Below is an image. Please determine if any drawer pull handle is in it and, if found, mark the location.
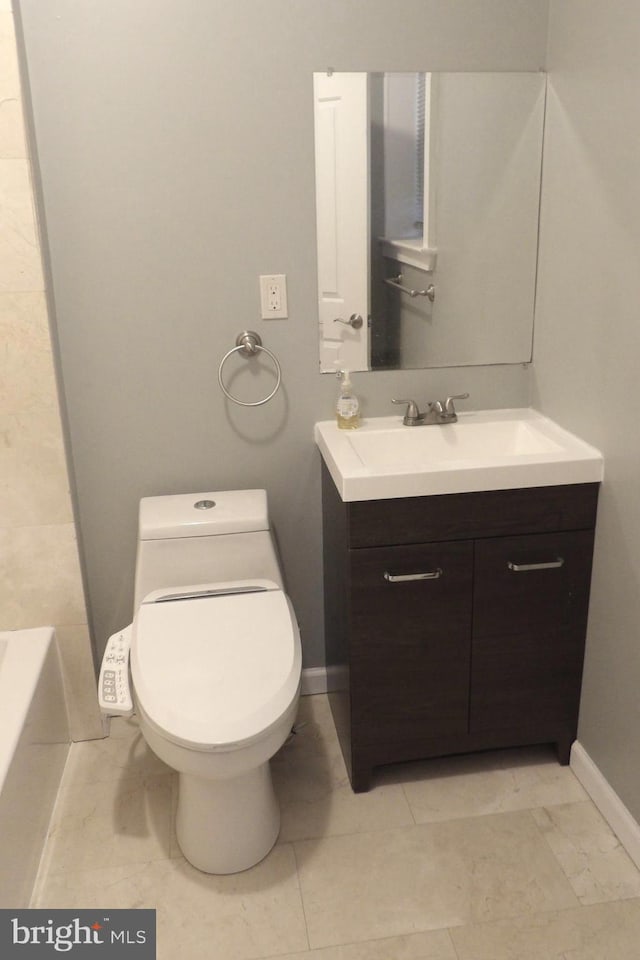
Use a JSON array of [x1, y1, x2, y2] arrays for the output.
[[384, 568, 443, 583], [507, 557, 565, 572]]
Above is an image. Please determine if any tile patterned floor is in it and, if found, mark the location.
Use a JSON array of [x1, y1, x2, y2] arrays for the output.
[[32, 695, 640, 959]]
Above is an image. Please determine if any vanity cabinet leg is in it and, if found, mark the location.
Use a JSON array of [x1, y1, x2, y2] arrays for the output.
[[555, 735, 574, 766], [350, 762, 372, 793]]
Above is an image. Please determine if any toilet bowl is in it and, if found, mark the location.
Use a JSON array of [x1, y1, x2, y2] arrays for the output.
[[125, 491, 301, 874]]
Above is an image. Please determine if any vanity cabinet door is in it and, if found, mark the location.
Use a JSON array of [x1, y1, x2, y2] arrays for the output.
[[349, 540, 473, 744], [470, 530, 594, 734]]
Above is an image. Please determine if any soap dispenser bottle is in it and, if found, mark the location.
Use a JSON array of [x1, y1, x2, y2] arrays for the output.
[[336, 369, 360, 430]]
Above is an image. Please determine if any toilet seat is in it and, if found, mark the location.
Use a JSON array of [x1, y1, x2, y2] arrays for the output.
[[131, 579, 301, 753]]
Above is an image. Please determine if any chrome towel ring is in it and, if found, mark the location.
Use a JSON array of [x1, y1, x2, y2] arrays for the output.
[[218, 331, 282, 407]]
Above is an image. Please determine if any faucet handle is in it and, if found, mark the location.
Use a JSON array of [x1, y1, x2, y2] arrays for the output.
[[391, 398, 423, 424], [392, 398, 419, 416], [443, 393, 469, 415]]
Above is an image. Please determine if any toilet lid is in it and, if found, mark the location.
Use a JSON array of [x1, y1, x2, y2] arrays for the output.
[[131, 580, 301, 751]]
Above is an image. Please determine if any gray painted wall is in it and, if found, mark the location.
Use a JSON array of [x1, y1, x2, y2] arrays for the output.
[[17, 0, 548, 667], [534, 0, 640, 819]]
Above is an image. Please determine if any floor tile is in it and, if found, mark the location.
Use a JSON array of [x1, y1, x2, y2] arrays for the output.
[[532, 801, 640, 904], [33, 696, 640, 960], [390, 746, 588, 823], [272, 692, 351, 800], [277, 929, 457, 960], [277, 778, 415, 844], [67, 717, 172, 784], [33, 846, 309, 960], [450, 898, 640, 960], [294, 810, 578, 948], [42, 771, 174, 875], [273, 698, 414, 842]]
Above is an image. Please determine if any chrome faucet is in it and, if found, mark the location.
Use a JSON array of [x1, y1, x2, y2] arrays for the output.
[[391, 393, 469, 426]]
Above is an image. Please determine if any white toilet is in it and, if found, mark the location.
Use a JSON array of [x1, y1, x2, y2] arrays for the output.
[[129, 489, 301, 874]]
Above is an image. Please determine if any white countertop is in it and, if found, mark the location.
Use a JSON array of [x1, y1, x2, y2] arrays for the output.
[[315, 408, 604, 502]]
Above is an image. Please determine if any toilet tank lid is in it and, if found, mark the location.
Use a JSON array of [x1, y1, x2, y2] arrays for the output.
[[138, 490, 269, 539]]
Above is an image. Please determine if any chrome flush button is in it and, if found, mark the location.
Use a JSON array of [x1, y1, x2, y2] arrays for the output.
[[194, 499, 216, 510]]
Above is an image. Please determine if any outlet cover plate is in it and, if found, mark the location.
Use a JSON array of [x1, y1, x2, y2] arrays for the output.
[[259, 274, 288, 319]]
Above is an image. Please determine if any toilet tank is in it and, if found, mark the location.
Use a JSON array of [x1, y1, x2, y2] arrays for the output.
[[134, 490, 284, 608]]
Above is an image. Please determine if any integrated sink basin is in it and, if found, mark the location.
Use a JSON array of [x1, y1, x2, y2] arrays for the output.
[[315, 408, 603, 501]]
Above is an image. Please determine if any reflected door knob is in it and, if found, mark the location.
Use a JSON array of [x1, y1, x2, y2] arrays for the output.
[[333, 313, 364, 330]]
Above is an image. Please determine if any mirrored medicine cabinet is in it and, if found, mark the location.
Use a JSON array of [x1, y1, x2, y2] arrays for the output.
[[313, 71, 547, 373]]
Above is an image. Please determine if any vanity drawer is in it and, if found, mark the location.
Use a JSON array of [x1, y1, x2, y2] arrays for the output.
[[347, 483, 599, 548]]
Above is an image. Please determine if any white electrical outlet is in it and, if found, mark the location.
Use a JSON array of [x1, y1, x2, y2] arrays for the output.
[[259, 274, 288, 319]]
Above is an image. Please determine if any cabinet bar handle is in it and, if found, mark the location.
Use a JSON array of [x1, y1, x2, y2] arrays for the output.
[[507, 557, 565, 572], [384, 568, 443, 583]]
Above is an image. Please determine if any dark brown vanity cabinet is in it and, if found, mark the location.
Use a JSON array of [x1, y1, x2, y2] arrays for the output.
[[321, 462, 599, 792]]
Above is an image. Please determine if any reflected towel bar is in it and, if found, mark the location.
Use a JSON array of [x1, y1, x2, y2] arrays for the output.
[[385, 274, 436, 302]]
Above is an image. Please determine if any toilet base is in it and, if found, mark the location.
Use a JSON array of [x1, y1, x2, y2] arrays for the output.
[[175, 762, 280, 874]]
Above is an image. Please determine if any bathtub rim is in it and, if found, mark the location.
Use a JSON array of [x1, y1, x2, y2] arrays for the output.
[[0, 626, 57, 790]]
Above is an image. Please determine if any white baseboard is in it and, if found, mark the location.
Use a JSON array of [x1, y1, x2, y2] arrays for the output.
[[570, 740, 640, 870], [300, 666, 342, 696]]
